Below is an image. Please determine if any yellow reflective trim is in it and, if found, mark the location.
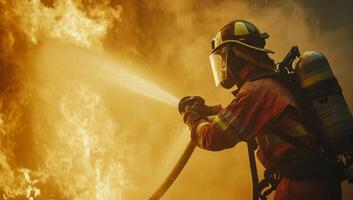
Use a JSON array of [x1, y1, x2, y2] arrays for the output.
[[214, 116, 240, 141], [234, 22, 249, 36], [256, 132, 276, 149], [257, 125, 309, 149], [214, 116, 229, 130], [294, 125, 308, 136], [280, 124, 308, 138], [301, 70, 333, 87]]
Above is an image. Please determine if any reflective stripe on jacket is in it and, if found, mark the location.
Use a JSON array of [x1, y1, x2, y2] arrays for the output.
[[191, 78, 315, 168]]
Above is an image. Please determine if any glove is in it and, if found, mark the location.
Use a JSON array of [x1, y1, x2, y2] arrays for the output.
[[178, 96, 205, 114], [182, 109, 205, 129], [179, 96, 206, 129], [178, 96, 223, 116]]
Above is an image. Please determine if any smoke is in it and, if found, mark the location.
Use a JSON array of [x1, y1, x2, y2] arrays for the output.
[[0, 0, 352, 200], [104, 0, 353, 199]]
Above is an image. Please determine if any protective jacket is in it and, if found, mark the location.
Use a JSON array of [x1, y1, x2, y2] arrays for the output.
[[192, 75, 341, 199]]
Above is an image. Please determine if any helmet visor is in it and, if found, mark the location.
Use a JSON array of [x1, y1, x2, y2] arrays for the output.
[[209, 46, 228, 87]]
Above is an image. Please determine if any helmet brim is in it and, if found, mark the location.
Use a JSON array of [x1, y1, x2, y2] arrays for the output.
[[211, 40, 274, 54]]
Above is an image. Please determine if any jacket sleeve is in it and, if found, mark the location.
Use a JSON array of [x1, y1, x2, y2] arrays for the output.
[[191, 82, 275, 151]]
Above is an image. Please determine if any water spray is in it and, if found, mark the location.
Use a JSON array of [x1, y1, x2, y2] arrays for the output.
[[89, 56, 225, 200], [94, 58, 199, 200], [100, 66, 196, 199], [82, 52, 197, 199], [72, 48, 180, 108], [36, 44, 197, 199]]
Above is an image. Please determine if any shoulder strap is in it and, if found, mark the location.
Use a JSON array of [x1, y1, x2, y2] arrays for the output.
[[248, 72, 324, 145]]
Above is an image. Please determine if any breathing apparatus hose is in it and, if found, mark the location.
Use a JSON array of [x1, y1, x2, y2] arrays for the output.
[[148, 140, 196, 200]]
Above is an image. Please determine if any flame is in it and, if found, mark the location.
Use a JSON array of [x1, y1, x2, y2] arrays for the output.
[[13, 0, 122, 48], [1, 1, 351, 200], [1, 0, 212, 199], [41, 84, 126, 200], [19, 169, 41, 200], [0, 166, 44, 200], [0, 0, 127, 199]]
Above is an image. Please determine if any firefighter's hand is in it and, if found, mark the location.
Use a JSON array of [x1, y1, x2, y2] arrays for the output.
[[178, 96, 205, 114], [182, 109, 204, 129], [178, 96, 223, 117]]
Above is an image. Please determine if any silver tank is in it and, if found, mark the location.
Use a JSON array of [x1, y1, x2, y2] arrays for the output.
[[295, 51, 353, 153]]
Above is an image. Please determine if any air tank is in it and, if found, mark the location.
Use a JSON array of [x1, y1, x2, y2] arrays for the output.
[[295, 51, 353, 153]]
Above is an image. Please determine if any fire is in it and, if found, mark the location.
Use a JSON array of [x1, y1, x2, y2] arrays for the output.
[[19, 169, 41, 200], [13, 0, 122, 48], [42, 84, 126, 200], [1, 0, 335, 200], [0, 0, 184, 199], [0, 0, 130, 199]]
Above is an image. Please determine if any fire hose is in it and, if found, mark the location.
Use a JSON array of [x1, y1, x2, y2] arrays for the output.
[[148, 96, 222, 200], [148, 140, 196, 200]]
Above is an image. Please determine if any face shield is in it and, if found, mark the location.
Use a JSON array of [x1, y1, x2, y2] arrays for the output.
[[209, 45, 238, 89], [209, 46, 229, 87]]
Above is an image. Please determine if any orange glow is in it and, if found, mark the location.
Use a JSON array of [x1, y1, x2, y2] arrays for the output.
[[0, 0, 352, 200]]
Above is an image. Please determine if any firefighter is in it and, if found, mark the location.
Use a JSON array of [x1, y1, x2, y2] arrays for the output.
[[179, 20, 343, 200]]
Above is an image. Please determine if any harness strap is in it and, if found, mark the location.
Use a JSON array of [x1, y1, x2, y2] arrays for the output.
[[244, 71, 344, 198]]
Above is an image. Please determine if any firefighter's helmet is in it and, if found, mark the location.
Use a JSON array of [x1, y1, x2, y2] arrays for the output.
[[209, 20, 274, 87], [211, 20, 273, 54]]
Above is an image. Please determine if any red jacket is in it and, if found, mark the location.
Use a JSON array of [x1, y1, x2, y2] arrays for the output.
[[192, 78, 313, 167], [192, 78, 340, 200]]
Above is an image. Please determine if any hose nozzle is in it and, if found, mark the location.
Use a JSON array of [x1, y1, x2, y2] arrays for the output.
[[178, 96, 222, 116]]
